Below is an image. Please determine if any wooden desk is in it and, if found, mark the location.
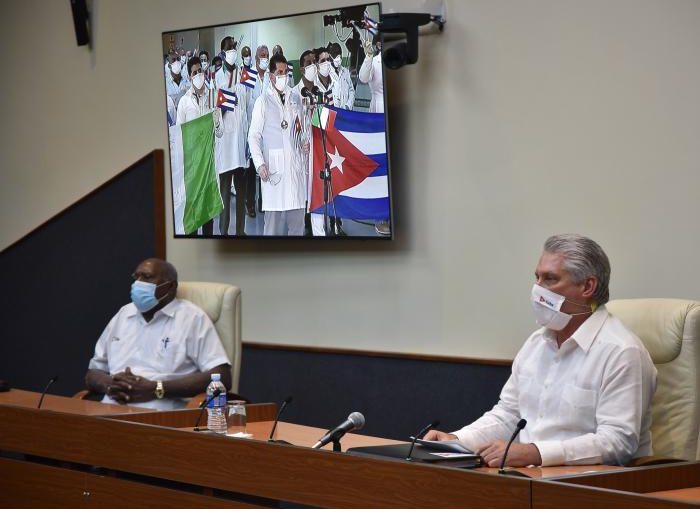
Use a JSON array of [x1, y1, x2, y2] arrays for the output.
[[533, 461, 700, 508], [0, 398, 531, 509], [0, 388, 151, 415]]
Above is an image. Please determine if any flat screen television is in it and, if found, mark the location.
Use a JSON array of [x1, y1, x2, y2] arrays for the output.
[[162, 3, 392, 239]]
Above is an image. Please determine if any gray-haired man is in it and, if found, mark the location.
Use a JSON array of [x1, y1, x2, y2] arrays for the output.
[[425, 234, 657, 467]]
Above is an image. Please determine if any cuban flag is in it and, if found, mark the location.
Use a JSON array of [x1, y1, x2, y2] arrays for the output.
[[216, 88, 238, 112], [363, 9, 379, 36], [240, 65, 258, 89], [310, 105, 389, 221]]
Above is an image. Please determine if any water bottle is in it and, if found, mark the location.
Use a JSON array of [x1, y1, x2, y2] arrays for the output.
[[206, 373, 227, 434]]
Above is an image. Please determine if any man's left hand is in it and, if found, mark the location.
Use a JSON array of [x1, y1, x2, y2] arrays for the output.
[[476, 441, 542, 468], [120, 367, 157, 403]]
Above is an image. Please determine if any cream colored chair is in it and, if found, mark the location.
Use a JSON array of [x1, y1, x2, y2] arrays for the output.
[[177, 281, 242, 393], [606, 298, 700, 460]]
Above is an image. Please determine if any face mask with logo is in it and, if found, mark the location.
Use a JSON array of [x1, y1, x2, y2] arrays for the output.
[[258, 58, 269, 71], [192, 73, 205, 90], [303, 64, 317, 82], [530, 284, 594, 331], [225, 49, 237, 66], [243, 56, 252, 66], [333, 55, 342, 68], [273, 74, 287, 92], [171, 61, 182, 76], [131, 280, 171, 313], [319, 61, 332, 77]]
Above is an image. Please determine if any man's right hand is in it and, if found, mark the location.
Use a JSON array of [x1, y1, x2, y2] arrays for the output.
[[259, 164, 270, 182], [422, 430, 458, 441], [363, 39, 374, 57]]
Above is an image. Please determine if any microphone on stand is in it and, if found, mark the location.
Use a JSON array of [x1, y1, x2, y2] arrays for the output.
[[193, 389, 222, 432], [37, 376, 59, 409], [406, 420, 440, 461], [301, 87, 316, 104], [498, 419, 531, 477], [312, 412, 365, 451], [268, 396, 293, 443]]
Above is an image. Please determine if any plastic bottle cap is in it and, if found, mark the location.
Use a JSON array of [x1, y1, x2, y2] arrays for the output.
[[211, 373, 221, 381]]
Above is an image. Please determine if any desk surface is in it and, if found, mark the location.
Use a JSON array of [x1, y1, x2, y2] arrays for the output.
[[648, 487, 700, 503], [0, 388, 151, 415]]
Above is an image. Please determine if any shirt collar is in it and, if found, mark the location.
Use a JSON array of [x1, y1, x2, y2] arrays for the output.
[[125, 298, 179, 320], [540, 305, 609, 353], [570, 305, 609, 353]]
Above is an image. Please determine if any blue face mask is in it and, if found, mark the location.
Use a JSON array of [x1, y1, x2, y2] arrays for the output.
[[130, 280, 171, 313]]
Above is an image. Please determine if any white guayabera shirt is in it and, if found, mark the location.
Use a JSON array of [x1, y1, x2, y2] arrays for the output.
[[89, 299, 230, 410], [453, 306, 657, 466]]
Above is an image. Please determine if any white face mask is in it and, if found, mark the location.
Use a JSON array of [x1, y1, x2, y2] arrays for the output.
[[333, 55, 342, 67], [201, 60, 209, 71], [303, 64, 317, 82], [258, 57, 269, 70], [192, 73, 205, 90], [319, 61, 332, 77], [273, 74, 287, 92], [243, 56, 252, 66], [225, 49, 237, 66], [171, 61, 182, 76], [530, 284, 593, 331]]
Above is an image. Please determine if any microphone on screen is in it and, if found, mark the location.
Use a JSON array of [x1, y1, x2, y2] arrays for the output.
[[268, 396, 293, 443], [312, 412, 365, 450], [37, 375, 59, 409], [498, 419, 531, 477]]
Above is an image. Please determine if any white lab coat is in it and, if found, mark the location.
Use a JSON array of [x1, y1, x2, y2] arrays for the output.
[[358, 53, 384, 113], [214, 66, 251, 173], [165, 72, 189, 110], [248, 85, 307, 211], [334, 65, 356, 110]]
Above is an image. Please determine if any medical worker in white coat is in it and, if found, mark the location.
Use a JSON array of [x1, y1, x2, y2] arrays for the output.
[[358, 35, 384, 114], [248, 54, 308, 236]]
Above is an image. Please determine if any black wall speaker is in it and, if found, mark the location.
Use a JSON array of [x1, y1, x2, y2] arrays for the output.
[[70, 0, 90, 46]]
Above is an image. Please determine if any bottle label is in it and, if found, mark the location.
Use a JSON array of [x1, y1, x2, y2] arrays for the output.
[[207, 393, 227, 408]]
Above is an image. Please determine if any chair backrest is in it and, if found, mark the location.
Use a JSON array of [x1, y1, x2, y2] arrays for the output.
[[606, 298, 700, 460], [176, 281, 242, 392]]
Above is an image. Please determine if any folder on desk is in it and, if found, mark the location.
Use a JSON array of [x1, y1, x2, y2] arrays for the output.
[[347, 444, 482, 469]]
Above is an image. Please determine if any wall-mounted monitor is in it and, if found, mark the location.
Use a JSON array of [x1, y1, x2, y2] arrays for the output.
[[162, 3, 392, 239]]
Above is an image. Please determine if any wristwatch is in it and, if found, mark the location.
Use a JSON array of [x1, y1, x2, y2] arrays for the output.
[[155, 380, 165, 399]]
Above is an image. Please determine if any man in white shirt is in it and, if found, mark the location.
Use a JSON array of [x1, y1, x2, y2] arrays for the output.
[[425, 234, 657, 467], [248, 54, 308, 236], [176, 56, 221, 126], [165, 53, 189, 110], [85, 258, 231, 410], [328, 42, 355, 111]]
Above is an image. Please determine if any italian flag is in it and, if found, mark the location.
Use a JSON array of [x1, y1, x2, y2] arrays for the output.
[[169, 112, 223, 235]]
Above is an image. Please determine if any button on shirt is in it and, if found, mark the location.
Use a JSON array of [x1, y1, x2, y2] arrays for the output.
[[88, 298, 230, 410], [453, 306, 657, 466]]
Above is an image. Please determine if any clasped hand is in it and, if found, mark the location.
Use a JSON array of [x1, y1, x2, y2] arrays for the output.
[[107, 367, 155, 404]]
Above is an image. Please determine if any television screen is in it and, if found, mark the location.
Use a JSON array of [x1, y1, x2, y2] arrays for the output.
[[162, 3, 392, 239]]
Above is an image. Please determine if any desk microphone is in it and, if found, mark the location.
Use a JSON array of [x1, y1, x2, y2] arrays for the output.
[[193, 389, 222, 432], [498, 418, 530, 477], [312, 412, 365, 450], [37, 375, 59, 409], [406, 420, 440, 461], [268, 396, 293, 443]]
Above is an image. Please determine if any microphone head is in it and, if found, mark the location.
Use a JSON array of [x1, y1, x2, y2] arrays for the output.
[[517, 419, 527, 430], [311, 86, 320, 95], [300, 87, 311, 98], [348, 412, 365, 430], [284, 396, 293, 404], [430, 420, 440, 428], [51, 375, 59, 383]]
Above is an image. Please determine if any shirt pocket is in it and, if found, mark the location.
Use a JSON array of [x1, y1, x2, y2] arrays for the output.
[[560, 383, 598, 430]]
